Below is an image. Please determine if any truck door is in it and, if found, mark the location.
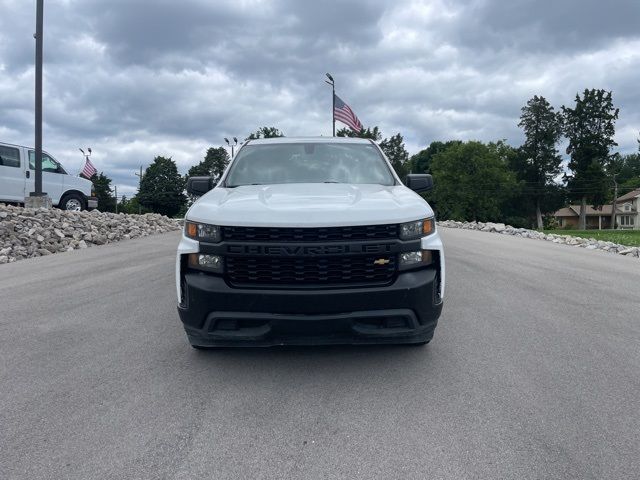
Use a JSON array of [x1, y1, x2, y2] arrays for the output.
[[27, 150, 65, 204], [0, 144, 26, 202]]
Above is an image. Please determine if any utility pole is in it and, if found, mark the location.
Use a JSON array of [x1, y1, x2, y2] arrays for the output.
[[325, 73, 335, 136], [610, 174, 619, 230], [26, 0, 51, 208], [114, 185, 118, 214], [135, 166, 143, 214]]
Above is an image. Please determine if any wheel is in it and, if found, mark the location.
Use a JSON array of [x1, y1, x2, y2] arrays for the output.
[[60, 193, 85, 211]]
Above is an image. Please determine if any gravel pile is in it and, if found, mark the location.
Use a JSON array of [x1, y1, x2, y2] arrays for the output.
[[0, 204, 181, 264], [438, 220, 640, 259]]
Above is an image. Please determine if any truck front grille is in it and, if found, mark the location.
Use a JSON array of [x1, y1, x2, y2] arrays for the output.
[[222, 224, 398, 242], [226, 254, 397, 288]]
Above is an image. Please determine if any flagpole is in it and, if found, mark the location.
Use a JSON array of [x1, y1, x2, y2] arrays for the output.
[[325, 73, 335, 136], [332, 81, 335, 137]]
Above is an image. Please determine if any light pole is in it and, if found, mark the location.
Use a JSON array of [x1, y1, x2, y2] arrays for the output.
[[325, 73, 335, 137], [26, 0, 51, 208], [134, 166, 143, 214], [224, 137, 238, 158]]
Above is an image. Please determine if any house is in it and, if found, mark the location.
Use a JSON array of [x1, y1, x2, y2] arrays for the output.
[[553, 188, 640, 230], [615, 188, 640, 230], [554, 204, 621, 230]]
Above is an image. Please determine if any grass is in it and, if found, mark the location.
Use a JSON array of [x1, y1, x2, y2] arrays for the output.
[[542, 229, 640, 247]]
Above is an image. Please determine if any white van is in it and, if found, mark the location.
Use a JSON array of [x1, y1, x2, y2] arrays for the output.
[[0, 142, 97, 211]]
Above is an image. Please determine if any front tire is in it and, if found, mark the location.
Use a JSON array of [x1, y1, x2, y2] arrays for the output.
[[60, 193, 86, 211]]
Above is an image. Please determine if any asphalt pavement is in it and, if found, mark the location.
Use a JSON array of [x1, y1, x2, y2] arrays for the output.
[[1, 228, 639, 479]]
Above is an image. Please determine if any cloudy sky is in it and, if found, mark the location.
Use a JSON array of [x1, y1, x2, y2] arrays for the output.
[[1, 0, 639, 194]]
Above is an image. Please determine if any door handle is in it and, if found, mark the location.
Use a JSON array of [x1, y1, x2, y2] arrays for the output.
[[26, 170, 30, 178]]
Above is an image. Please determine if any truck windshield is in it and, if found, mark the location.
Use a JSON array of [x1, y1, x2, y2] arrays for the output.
[[225, 143, 395, 187]]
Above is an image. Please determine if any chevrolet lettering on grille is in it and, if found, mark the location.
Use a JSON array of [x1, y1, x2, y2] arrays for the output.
[[226, 243, 395, 256]]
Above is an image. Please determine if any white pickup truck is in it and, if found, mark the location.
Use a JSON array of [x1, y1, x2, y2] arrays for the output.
[[0, 141, 97, 210], [176, 137, 445, 348]]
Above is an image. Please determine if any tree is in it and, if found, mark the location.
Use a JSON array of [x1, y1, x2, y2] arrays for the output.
[[117, 195, 129, 213], [430, 141, 517, 222], [619, 153, 640, 192], [410, 141, 462, 175], [187, 147, 230, 180], [138, 156, 187, 217], [117, 195, 150, 215], [379, 133, 410, 179], [90, 172, 116, 213], [621, 176, 640, 192], [337, 126, 382, 141], [562, 89, 619, 230], [608, 146, 640, 227], [246, 127, 285, 140], [517, 95, 564, 229]]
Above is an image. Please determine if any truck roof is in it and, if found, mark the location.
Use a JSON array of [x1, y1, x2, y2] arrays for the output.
[[245, 136, 374, 145]]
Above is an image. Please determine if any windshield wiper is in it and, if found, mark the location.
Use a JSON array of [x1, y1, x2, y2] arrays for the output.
[[227, 183, 263, 188]]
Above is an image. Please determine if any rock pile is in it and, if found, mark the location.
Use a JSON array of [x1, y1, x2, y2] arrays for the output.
[[0, 204, 181, 264], [437, 220, 640, 259]]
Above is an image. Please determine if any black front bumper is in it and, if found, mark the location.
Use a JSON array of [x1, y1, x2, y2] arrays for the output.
[[178, 268, 443, 347]]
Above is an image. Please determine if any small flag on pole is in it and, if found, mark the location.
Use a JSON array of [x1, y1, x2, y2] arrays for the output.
[[81, 157, 97, 178], [334, 94, 363, 132]]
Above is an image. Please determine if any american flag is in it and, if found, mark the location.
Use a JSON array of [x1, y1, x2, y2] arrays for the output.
[[334, 94, 363, 132], [81, 157, 97, 178]]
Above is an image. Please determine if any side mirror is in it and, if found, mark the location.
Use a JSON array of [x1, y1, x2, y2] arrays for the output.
[[405, 174, 433, 193], [187, 176, 216, 196]]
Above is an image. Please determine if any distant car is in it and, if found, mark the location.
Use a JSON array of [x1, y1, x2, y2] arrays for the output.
[[176, 136, 445, 348], [0, 141, 97, 211]]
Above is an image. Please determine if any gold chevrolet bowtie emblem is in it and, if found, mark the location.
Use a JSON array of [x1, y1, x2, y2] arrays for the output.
[[373, 258, 390, 265]]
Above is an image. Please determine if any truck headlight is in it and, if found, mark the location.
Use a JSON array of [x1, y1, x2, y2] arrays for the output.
[[399, 250, 433, 268], [399, 218, 435, 240], [185, 221, 221, 243], [188, 253, 224, 273]]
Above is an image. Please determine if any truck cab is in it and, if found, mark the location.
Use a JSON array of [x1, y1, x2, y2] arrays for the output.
[[0, 142, 97, 210]]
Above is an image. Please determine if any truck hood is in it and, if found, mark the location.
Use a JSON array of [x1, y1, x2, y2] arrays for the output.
[[186, 183, 434, 227]]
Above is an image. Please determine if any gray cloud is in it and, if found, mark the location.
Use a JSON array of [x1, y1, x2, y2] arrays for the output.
[[455, 0, 640, 53], [1, 0, 639, 193]]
